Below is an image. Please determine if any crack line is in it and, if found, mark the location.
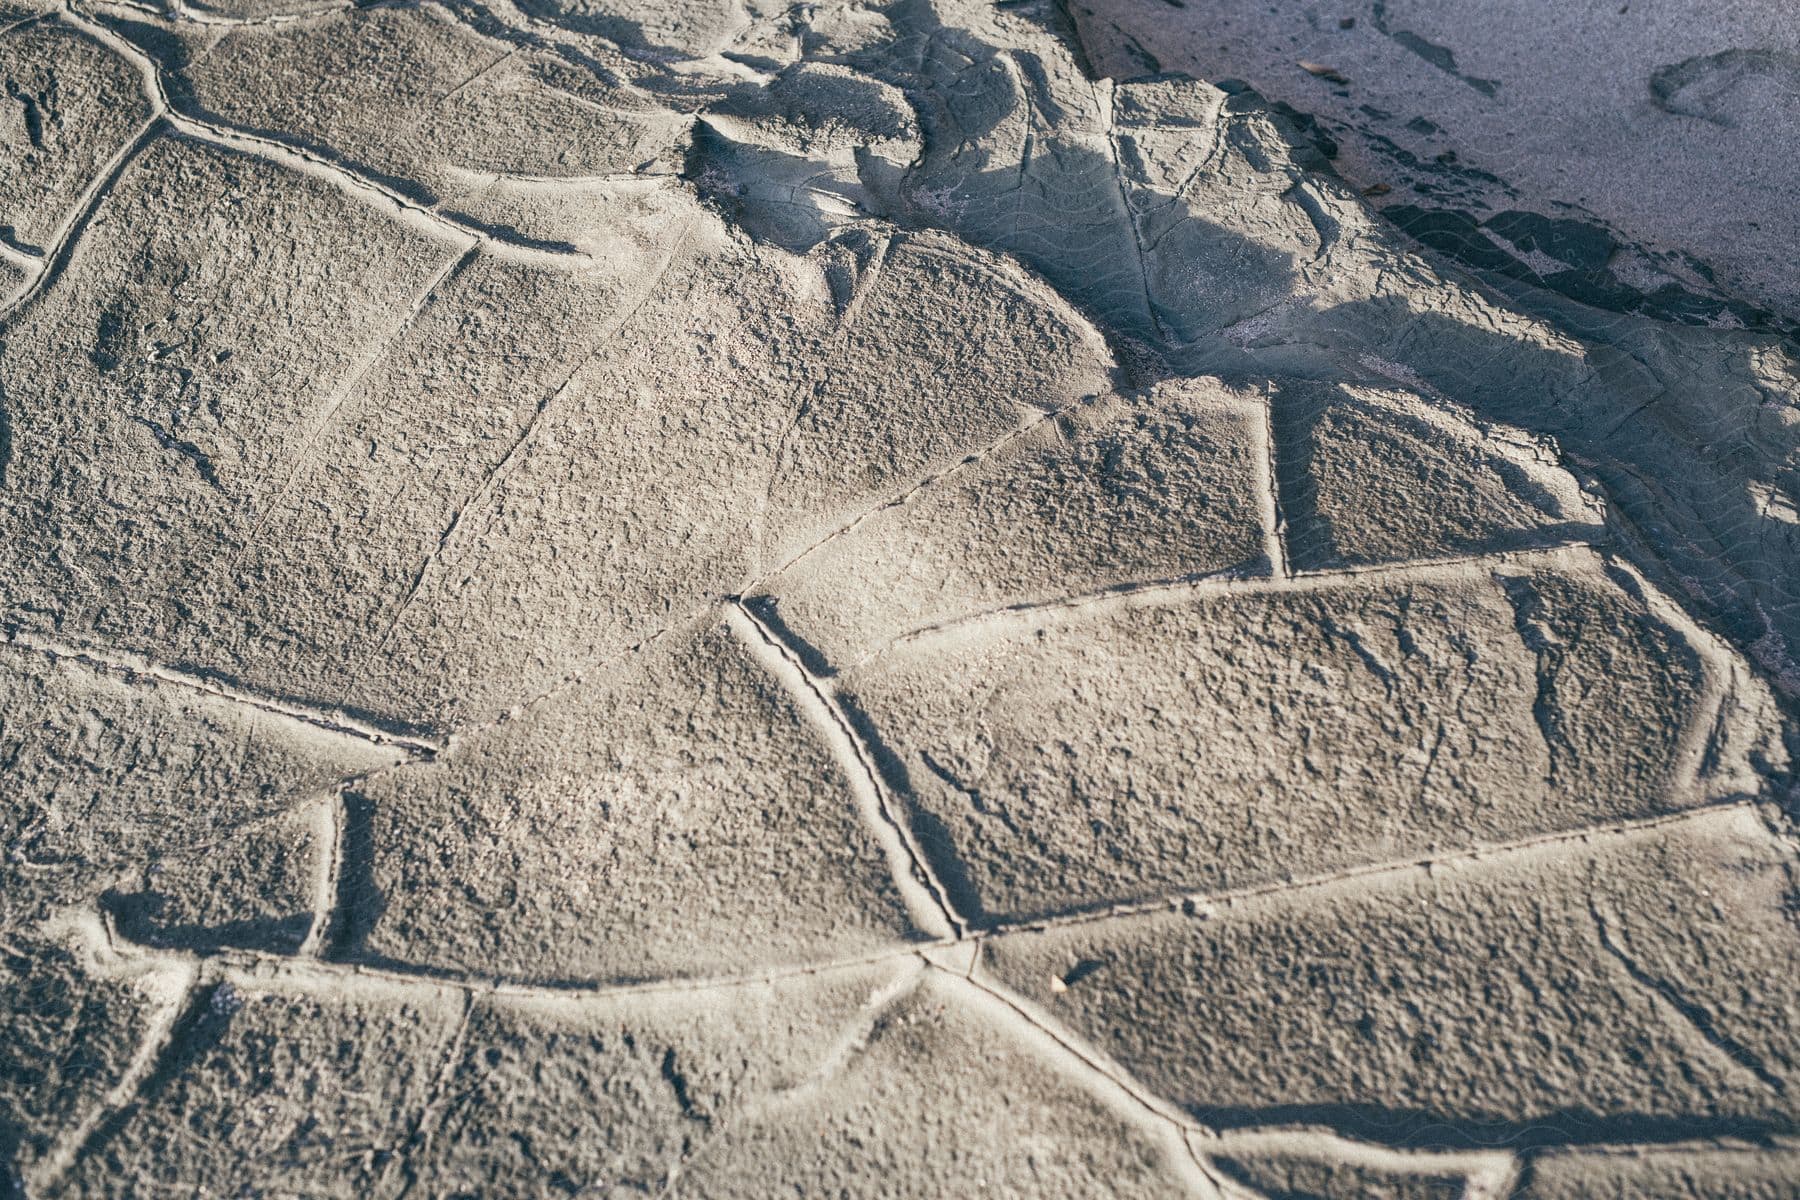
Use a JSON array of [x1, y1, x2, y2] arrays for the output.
[[231, 240, 481, 580], [369, 216, 697, 657], [296, 792, 347, 958], [974, 799, 1764, 941], [60, 9, 593, 267], [951, 950, 1235, 1198], [28, 958, 208, 1194], [1093, 76, 1173, 347], [1, 624, 441, 755], [77, 913, 949, 1008], [849, 541, 1609, 669], [388, 988, 475, 1199], [0, 112, 160, 331], [1254, 385, 1290, 579], [727, 600, 967, 940], [1588, 897, 1788, 1096], [743, 388, 1108, 598]]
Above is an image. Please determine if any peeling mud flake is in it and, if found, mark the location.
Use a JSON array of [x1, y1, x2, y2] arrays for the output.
[[758, 376, 1271, 666], [1272, 380, 1606, 569], [1208, 1144, 1482, 1200], [407, 961, 915, 1195], [105, 4, 685, 243], [980, 807, 1800, 1146], [0, 19, 154, 254], [836, 549, 1759, 926], [350, 617, 918, 984], [0, 638, 400, 931], [674, 970, 1200, 1198], [0, 133, 449, 689], [51, 978, 465, 1198]]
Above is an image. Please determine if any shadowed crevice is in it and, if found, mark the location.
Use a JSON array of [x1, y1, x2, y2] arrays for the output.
[[325, 790, 387, 962], [61, 982, 232, 1172], [101, 888, 312, 956], [835, 691, 992, 931], [738, 595, 836, 680], [1192, 1100, 1792, 1153]]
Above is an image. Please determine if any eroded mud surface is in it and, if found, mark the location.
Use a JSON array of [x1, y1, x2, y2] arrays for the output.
[[1, 0, 1797, 1195]]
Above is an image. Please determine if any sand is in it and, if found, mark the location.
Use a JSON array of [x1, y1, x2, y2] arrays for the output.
[[1, 0, 1797, 1195]]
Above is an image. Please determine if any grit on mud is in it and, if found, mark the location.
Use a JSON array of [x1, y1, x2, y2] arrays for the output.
[[2, 0, 1798, 1196]]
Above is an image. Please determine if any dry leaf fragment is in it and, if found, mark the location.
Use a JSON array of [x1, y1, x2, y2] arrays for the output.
[[1299, 60, 1349, 84]]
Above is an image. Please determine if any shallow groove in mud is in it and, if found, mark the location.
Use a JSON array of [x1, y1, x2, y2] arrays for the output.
[[1, 0, 1795, 1193]]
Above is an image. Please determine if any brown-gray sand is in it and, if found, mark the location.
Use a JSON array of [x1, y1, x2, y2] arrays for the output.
[[2, 0, 1797, 1195]]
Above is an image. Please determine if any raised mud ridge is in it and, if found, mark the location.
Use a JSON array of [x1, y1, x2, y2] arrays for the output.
[[1, 0, 1798, 1196]]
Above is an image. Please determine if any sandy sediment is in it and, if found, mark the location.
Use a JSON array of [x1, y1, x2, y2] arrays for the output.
[[1, 0, 1796, 1194]]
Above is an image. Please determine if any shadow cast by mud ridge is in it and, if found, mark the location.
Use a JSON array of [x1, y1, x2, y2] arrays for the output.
[[511, 0, 711, 65], [1194, 1100, 1795, 1153], [835, 691, 993, 929], [64, 982, 234, 1168], [150, 647, 446, 747], [101, 889, 311, 956], [0, 1125, 21, 1200], [740, 595, 837, 680], [1268, 378, 1608, 570], [1301, 299, 1800, 707], [327, 790, 387, 962], [896, 92, 1303, 373]]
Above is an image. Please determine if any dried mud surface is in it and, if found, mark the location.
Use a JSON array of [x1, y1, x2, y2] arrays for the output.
[[1, 0, 1797, 1196]]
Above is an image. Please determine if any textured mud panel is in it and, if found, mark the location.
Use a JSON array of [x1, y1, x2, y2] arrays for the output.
[[0, 0, 1796, 1196]]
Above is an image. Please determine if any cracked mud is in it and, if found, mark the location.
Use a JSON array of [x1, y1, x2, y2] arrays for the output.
[[2, 0, 1798, 1196]]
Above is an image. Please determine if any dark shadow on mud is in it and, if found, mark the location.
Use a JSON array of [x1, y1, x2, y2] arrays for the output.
[[835, 691, 993, 930], [738, 595, 836, 679], [326, 790, 385, 962], [102, 889, 311, 956], [59, 981, 234, 1169], [1384, 204, 1793, 336], [1268, 377, 1607, 570], [511, 0, 717, 65], [1194, 1100, 1794, 1154]]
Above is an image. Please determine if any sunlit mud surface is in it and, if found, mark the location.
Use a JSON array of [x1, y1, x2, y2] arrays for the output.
[[2, 0, 1797, 1195]]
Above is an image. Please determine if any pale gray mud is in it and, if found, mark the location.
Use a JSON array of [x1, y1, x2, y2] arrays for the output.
[[1, 0, 1797, 1196]]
